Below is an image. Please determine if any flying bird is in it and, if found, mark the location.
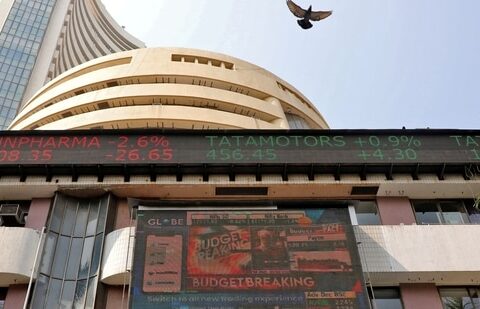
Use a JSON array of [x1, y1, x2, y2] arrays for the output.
[[286, 0, 332, 29]]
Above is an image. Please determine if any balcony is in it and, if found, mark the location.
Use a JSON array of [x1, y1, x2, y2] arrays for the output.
[[0, 227, 41, 286]]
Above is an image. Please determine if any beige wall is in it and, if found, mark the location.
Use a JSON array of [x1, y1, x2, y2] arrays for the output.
[[10, 48, 328, 130], [0, 0, 14, 30], [355, 225, 480, 285]]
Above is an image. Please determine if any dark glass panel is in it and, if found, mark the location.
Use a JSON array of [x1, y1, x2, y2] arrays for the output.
[[73, 279, 87, 309], [61, 200, 78, 235], [51, 235, 71, 278], [466, 200, 480, 224], [413, 201, 441, 224], [96, 198, 108, 234], [440, 201, 469, 224], [30, 274, 49, 309], [39, 232, 57, 275], [49, 199, 66, 233], [73, 201, 89, 237], [44, 278, 62, 309], [65, 238, 83, 280], [355, 201, 381, 225], [78, 236, 94, 279], [86, 203, 99, 236], [85, 277, 97, 309], [370, 288, 403, 309], [90, 234, 103, 276], [60, 281, 76, 308]]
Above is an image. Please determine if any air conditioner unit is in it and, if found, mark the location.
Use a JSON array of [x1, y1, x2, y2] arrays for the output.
[[0, 204, 26, 225]]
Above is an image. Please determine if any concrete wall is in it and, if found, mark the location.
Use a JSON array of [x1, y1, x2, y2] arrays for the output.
[[0, 227, 41, 286], [355, 225, 480, 285], [3, 284, 27, 309], [101, 227, 134, 285], [400, 284, 443, 309], [377, 197, 416, 225], [25, 198, 51, 230], [10, 48, 328, 130]]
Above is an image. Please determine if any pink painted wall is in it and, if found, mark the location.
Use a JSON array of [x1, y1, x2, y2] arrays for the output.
[[400, 283, 443, 309], [114, 199, 131, 230], [377, 197, 416, 225], [105, 285, 129, 309], [25, 198, 51, 230], [3, 284, 27, 309]]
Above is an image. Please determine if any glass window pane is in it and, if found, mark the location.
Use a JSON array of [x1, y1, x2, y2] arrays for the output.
[[414, 202, 441, 224], [78, 236, 94, 279], [96, 198, 108, 234], [370, 288, 403, 309], [440, 288, 470, 309], [39, 232, 57, 275], [440, 201, 469, 224], [73, 279, 87, 309], [73, 201, 89, 237], [31, 274, 49, 309], [466, 200, 480, 224], [60, 281, 76, 309], [355, 201, 381, 225], [65, 238, 83, 280], [51, 235, 71, 278], [86, 204, 99, 236], [49, 199, 65, 233], [45, 278, 62, 309], [61, 201, 77, 235], [90, 234, 103, 276], [85, 277, 97, 309], [373, 299, 403, 309]]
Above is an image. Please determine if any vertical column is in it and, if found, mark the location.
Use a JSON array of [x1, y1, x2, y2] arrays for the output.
[[105, 286, 128, 309], [25, 198, 52, 230], [265, 97, 289, 129], [3, 285, 28, 309], [114, 198, 131, 230], [400, 283, 443, 309], [376, 197, 416, 225]]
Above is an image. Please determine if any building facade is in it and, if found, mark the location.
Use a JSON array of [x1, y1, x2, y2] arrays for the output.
[[0, 0, 144, 129], [0, 47, 480, 308]]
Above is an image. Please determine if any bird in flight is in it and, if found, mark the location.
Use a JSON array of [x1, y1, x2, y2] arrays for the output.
[[286, 0, 332, 29]]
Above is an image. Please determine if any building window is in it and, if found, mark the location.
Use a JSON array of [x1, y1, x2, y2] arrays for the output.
[[369, 287, 403, 309], [465, 200, 480, 224], [412, 200, 470, 225], [285, 113, 311, 129], [439, 287, 480, 309], [30, 193, 112, 309], [351, 201, 381, 225], [0, 287, 6, 309]]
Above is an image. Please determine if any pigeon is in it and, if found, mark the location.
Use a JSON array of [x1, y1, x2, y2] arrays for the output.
[[286, 0, 332, 29]]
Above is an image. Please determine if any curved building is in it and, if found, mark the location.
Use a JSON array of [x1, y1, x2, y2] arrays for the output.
[[0, 0, 144, 129], [9, 48, 329, 130]]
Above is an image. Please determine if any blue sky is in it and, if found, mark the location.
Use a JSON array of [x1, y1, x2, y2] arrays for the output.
[[102, 0, 480, 129]]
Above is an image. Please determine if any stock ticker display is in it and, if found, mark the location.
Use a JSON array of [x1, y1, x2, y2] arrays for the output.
[[131, 208, 369, 309], [0, 130, 479, 165]]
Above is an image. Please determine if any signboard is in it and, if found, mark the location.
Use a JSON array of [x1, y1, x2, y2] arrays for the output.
[[131, 208, 369, 309], [0, 130, 479, 165]]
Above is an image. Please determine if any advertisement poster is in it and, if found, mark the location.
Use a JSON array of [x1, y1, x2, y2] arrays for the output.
[[131, 208, 369, 309]]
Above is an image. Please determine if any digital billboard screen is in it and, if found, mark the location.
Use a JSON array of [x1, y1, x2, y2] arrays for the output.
[[131, 208, 369, 309]]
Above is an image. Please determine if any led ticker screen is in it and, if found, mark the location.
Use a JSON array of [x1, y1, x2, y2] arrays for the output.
[[131, 208, 369, 309], [0, 130, 479, 165]]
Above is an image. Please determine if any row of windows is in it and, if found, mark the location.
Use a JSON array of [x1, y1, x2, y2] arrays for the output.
[[368, 287, 480, 309], [0, 0, 57, 128], [353, 200, 480, 225]]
